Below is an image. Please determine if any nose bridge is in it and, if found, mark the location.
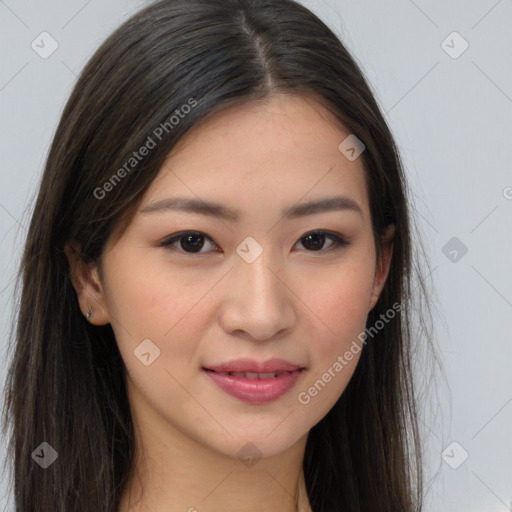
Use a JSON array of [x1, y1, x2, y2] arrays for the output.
[[219, 238, 294, 339], [238, 244, 281, 301]]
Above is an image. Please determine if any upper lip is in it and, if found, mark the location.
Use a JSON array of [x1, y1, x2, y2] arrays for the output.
[[204, 358, 304, 373]]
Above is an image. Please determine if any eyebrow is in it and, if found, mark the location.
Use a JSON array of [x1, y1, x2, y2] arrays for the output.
[[139, 195, 363, 220]]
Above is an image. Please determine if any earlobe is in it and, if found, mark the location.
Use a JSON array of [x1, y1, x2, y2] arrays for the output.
[[368, 224, 395, 312], [64, 241, 111, 326]]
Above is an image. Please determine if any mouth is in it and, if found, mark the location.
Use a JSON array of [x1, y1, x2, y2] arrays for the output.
[[202, 360, 305, 404], [203, 369, 300, 379]]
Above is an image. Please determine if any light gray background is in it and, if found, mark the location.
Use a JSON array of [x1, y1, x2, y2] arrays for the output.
[[1, 1, 511, 511]]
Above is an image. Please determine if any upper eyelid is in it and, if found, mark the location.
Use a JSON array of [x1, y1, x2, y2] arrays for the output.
[[159, 231, 215, 245]]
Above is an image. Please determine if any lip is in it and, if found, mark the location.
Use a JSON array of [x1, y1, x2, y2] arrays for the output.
[[204, 358, 304, 373], [202, 358, 305, 405]]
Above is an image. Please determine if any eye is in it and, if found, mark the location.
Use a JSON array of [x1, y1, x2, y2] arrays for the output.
[[158, 230, 349, 255], [294, 230, 349, 252], [158, 231, 218, 255]]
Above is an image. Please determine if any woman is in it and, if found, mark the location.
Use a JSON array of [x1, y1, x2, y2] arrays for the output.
[[2, 0, 436, 510]]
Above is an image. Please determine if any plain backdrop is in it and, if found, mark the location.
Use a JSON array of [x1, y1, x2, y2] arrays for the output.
[[1, 1, 511, 510]]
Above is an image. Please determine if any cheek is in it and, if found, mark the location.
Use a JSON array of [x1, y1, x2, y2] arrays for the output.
[[293, 277, 372, 417], [102, 252, 208, 340], [104, 264, 209, 404], [294, 255, 375, 389], [303, 263, 374, 341], [102, 259, 225, 401]]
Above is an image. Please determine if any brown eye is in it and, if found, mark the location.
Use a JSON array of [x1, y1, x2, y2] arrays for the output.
[[296, 230, 349, 252], [159, 231, 217, 254]]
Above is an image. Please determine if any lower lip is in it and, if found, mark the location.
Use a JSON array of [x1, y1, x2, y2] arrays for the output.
[[203, 369, 304, 404]]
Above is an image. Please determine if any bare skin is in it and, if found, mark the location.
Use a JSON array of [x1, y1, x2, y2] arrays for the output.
[[66, 93, 394, 512]]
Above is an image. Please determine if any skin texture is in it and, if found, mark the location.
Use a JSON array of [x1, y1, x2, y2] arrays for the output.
[[66, 93, 394, 512]]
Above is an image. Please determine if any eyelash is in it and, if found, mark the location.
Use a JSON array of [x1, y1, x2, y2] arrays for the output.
[[158, 230, 350, 256]]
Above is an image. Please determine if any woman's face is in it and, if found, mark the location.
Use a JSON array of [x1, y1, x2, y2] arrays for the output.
[[75, 93, 393, 460]]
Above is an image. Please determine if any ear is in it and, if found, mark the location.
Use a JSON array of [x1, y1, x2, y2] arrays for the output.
[[64, 241, 111, 326], [368, 224, 395, 312]]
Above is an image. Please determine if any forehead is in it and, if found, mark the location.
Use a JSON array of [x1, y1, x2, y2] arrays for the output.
[[168, 93, 351, 158], [141, 93, 370, 221]]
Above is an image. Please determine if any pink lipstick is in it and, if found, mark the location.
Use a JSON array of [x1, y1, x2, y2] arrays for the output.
[[203, 358, 305, 405]]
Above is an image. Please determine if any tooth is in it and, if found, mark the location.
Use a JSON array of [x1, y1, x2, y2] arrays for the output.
[[225, 371, 279, 379]]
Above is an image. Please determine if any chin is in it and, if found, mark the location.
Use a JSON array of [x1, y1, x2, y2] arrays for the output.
[[196, 416, 310, 461]]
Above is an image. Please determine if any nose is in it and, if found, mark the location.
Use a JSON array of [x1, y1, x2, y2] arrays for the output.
[[218, 247, 297, 341]]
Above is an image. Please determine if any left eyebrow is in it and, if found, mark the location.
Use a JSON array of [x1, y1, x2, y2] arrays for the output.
[[139, 195, 363, 221], [284, 196, 363, 220]]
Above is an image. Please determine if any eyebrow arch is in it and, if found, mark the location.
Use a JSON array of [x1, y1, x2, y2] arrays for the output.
[[139, 195, 363, 221]]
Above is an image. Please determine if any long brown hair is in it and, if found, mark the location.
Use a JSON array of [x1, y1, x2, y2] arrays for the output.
[[2, 0, 438, 510]]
